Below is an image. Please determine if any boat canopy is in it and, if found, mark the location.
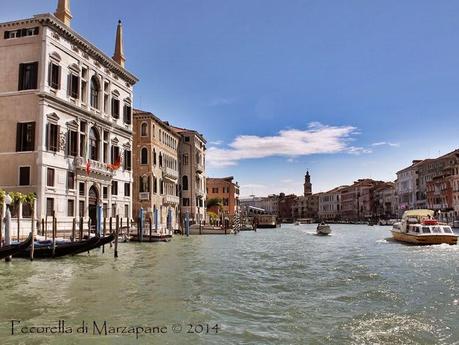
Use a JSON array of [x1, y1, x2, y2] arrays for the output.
[[402, 209, 434, 219]]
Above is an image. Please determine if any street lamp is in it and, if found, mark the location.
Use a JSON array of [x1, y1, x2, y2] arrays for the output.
[[5, 194, 12, 210]]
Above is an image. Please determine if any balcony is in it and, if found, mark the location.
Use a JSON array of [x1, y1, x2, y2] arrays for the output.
[[73, 157, 114, 177], [162, 166, 179, 181], [196, 162, 204, 174], [139, 192, 150, 201], [163, 195, 180, 205], [196, 189, 205, 198]]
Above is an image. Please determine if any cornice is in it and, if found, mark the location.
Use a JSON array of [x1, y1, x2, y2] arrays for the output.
[[35, 14, 138, 85]]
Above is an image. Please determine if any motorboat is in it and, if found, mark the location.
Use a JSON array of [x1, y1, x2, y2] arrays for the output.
[[391, 209, 457, 245], [316, 222, 331, 236], [294, 221, 300, 226]]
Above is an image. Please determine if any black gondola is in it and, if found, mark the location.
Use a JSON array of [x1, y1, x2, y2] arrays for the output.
[[0, 233, 33, 260], [14, 234, 115, 259]]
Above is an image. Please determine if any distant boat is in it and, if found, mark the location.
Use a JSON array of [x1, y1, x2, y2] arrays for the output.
[[0, 232, 33, 260], [391, 209, 458, 245], [294, 221, 300, 226], [316, 223, 331, 236]]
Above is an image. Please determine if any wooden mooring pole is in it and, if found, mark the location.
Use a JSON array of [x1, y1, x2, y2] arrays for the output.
[[102, 217, 106, 254], [114, 215, 119, 258], [79, 217, 83, 241], [72, 218, 76, 242], [52, 211, 56, 258]]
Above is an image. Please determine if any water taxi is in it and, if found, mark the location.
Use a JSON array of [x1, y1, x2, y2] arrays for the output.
[[391, 209, 457, 245], [316, 222, 331, 236]]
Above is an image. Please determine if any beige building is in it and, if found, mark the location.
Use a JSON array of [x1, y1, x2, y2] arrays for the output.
[[0, 0, 138, 232], [318, 186, 347, 220], [171, 127, 207, 224], [132, 109, 180, 231], [206, 176, 240, 217]]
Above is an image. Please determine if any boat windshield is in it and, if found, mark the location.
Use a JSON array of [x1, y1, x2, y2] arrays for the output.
[[442, 227, 453, 234], [422, 227, 431, 234], [432, 226, 442, 234]]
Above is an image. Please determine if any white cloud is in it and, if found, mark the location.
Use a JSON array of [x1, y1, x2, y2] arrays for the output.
[[207, 122, 368, 167], [371, 141, 400, 147], [209, 140, 223, 146], [208, 97, 236, 107]]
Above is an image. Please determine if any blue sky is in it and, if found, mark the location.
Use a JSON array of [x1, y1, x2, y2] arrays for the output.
[[3, 0, 459, 196]]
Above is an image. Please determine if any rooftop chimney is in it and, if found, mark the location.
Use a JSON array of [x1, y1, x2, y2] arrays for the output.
[[55, 0, 72, 26], [113, 20, 126, 67]]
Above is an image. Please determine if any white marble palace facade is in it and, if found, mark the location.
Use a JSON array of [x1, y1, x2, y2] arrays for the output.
[[0, 1, 138, 229]]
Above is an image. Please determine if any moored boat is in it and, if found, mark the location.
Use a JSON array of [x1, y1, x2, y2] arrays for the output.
[[0, 233, 33, 260], [14, 234, 115, 258], [391, 209, 458, 245], [316, 222, 331, 236]]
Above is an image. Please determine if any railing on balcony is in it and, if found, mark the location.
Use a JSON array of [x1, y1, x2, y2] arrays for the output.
[[196, 162, 204, 173], [161, 166, 179, 180], [73, 156, 114, 177], [163, 195, 179, 205], [139, 192, 150, 201]]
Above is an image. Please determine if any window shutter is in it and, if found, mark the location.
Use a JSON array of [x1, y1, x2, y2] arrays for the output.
[[18, 64, 24, 90], [48, 62, 52, 87], [45, 123, 50, 150], [16, 123, 22, 152], [31, 62, 38, 89], [57, 66, 61, 89], [67, 74, 71, 96], [30, 122, 36, 151], [56, 125, 60, 152]]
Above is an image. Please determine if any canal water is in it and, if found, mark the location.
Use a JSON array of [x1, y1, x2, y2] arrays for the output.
[[0, 224, 458, 345]]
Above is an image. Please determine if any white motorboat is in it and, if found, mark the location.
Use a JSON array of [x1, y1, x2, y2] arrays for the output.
[[316, 223, 331, 235], [391, 209, 457, 245]]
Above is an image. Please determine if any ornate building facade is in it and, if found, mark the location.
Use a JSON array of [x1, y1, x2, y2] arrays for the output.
[[132, 110, 180, 231], [0, 0, 138, 231]]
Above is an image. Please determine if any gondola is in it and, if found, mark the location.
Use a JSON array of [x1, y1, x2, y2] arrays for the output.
[[0, 232, 33, 260], [14, 234, 115, 259]]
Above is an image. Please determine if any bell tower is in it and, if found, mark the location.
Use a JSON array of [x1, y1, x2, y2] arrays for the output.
[[55, 0, 72, 26], [304, 171, 312, 196]]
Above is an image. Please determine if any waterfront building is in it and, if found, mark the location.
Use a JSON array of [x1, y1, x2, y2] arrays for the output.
[[0, 0, 138, 232], [206, 176, 240, 216], [395, 160, 422, 213], [171, 126, 207, 224], [340, 179, 385, 221], [373, 182, 398, 219], [278, 193, 298, 222], [239, 195, 279, 215], [291, 194, 320, 220], [318, 186, 347, 221], [132, 109, 180, 231]]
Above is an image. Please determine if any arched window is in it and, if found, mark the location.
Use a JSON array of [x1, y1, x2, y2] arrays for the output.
[[159, 152, 163, 167], [89, 127, 100, 161], [153, 148, 157, 165], [141, 122, 148, 137], [90, 76, 100, 109], [140, 147, 148, 165], [182, 175, 188, 191]]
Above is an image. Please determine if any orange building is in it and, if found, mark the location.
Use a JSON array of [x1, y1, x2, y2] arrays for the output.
[[206, 177, 240, 218]]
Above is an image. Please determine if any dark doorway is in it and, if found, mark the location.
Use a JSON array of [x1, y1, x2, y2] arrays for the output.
[[88, 185, 99, 230]]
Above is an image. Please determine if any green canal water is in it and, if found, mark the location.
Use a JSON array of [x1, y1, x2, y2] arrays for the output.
[[0, 224, 458, 345]]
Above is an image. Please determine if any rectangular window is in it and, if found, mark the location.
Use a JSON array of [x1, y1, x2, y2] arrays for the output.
[[81, 80, 87, 103], [124, 150, 131, 171], [79, 200, 84, 218], [124, 204, 129, 218], [68, 74, 80, 99], [46, 198, 54, 216], [112, 181, 118, 195], [46, 123, 59, 152], [67, 171, 75, 190], [111, 146, 120, 163], [103, 186, 108, 199], [79, 182, 85, 196], [123, 104, 132, 124], [48, 62, 60, 89], [112, 204, 117, 216], [47, 168, 55, 187], [68, 199, 75, 217], [111, 98, 120, 118], [16, 122, 35, 152], [4, 27, 39, 39], [18, 62, 38, 90], [67, 130, 78, 156], [124, 183, 130, 197], [140, 176, 150, 193], [183, 198, 190, 206], [19, 166, 30, 186]]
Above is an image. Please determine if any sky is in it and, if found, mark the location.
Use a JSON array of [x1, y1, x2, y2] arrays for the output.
[[3, 0, 459, 197]]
